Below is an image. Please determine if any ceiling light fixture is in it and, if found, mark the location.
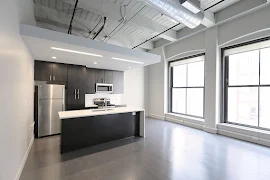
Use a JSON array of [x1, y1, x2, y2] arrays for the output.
[[94, 62, 97, 64], [52, 56, 57, 59], [111, 57, 144, 64], [51, 47, 103, 57], [180, 0, 201, 14]]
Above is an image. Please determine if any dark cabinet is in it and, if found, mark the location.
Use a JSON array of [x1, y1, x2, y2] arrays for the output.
[[95, 69, 113, 84], [95, 69, 105, 83], [86, 68, 96, 94], [34, 61, 52, 81], [113, 71, 124, 94], [52, 63, 67, 82], [34, 61, 67, 82], [105, 70, 113, 84], [67, 65, 86, 110]]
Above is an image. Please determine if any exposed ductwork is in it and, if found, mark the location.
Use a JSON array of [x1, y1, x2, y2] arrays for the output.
[[138, 0, 204, 29]]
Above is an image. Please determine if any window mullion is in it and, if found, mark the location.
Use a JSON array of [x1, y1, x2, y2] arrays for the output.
[[185, 64, 188, 114], [258, 49, 261, 128]]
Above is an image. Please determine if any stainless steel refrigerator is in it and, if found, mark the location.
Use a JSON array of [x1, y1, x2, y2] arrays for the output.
[[36, 83, 65, 137]]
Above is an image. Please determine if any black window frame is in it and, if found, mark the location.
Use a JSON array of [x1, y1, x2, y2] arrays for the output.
[[222, 37, 270, 131], [169, 53, 205, 119]]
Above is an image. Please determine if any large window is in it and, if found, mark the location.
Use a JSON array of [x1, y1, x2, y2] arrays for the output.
[[170, 55, 205, 118], [224, 45, 270, 130]]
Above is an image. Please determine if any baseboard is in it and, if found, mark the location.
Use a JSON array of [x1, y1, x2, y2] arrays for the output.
[[14, 136, 34, 180], [166, 116, 204, 131], [148, 113, 165, 120], [204, 127, 218, 134], [218, 129, 270, 147]]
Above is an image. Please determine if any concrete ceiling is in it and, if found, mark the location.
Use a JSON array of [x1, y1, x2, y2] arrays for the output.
[[33, 0, 242, 50]]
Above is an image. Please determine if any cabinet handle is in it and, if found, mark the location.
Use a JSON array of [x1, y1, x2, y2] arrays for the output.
[[74, 89, 77, 100], [53, 76, 55, 81], [77, 89, 80, 94], [49, 75, 52, 81], [78, 94, 80, 99]]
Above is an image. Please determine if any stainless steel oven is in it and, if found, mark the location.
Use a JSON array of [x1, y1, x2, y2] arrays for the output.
[[96, 83, 113, 94]]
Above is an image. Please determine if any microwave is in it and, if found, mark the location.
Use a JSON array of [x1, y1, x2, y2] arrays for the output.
[[96, 83, 113, 94]]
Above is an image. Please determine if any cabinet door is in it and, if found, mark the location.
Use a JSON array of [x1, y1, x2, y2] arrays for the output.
[[77, 66, 86, 109], [77, 92, 85, 110], [86, 68, 96, 94], [113, 71, 124, 94], [95, 69, 105, 83], [76, 66, 86, 95], [67, 92, 78, 110], [34, 61, 53, 81], [67, 65, 78, 94], [104, 70, 113, 84], [52, 63, 67, 82]]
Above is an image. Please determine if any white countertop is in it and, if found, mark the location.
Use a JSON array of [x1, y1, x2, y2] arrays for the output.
[[59, 107, 145, 120]]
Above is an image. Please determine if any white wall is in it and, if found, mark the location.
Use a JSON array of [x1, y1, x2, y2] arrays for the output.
[[0, 0, 35, 180], [121, 67, 149, 111], [147, 47, 167, 119], [148, 1, 270, 139]]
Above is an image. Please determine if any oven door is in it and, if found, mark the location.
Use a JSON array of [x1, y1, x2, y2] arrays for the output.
[[96, 83, 113, 93]]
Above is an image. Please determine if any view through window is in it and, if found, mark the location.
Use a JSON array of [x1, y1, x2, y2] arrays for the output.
[[170, 56, 204, 118], [225, 47, 270, 130]]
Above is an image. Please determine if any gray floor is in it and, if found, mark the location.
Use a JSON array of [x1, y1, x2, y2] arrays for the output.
[[20, 118, 270, 180]]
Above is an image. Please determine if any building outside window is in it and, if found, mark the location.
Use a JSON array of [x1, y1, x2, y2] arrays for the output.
[[170, 55, 205, 118]]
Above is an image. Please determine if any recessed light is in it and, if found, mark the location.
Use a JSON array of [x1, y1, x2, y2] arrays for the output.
[[52, 56, 57, 59], [94, 62, 97, 64], [51, 47, 103, 57], [111, 57, 144, 64], [128, 67, 131, 69]]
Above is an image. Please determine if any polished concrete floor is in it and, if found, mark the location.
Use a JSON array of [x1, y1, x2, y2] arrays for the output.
[[20, 118, 270, 180]]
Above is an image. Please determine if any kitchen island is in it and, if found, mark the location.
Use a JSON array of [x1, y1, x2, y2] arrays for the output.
[[58, 107, 145, 153]]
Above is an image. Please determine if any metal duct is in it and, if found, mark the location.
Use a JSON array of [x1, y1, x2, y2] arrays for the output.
[[138, 0, 204, 29]]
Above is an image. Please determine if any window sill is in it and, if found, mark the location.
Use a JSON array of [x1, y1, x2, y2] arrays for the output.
[[218, 123, 270, 144], [165, 113, 205, 128]]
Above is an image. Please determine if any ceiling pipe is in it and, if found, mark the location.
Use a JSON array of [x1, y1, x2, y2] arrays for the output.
[[67, 0, 79, 34], [92, 17, 107, 40], [138, 0, 204, 29]]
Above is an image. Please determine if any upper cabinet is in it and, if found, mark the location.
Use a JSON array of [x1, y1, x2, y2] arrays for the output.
[[34, 60, 124, 95], [86, 68, 96, 94], [95, 69, 113, 84], [34, 61, 67, 82], [52, 63, 68, 82], [113, 71, 124, 94], [105, 70, 113, 84], [34, 61, 52, 81], [95, 69, 105, 83]]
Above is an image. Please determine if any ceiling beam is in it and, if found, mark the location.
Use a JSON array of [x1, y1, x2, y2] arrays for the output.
[[201, 10, 215, 27], [68, 0, 178, 41]]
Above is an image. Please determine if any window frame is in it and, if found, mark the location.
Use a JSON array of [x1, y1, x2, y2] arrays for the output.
[[169, 53, 205, 119], [222, 37, 270, 131]]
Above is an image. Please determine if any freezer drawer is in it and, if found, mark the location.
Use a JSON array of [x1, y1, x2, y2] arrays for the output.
[[38, 99, 65, 137]]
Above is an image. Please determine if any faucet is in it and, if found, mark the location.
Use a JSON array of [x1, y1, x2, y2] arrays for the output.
[[104, 97, 108, 111]]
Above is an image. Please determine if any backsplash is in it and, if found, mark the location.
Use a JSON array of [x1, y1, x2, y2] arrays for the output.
[[85, 94, 122, 107]]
